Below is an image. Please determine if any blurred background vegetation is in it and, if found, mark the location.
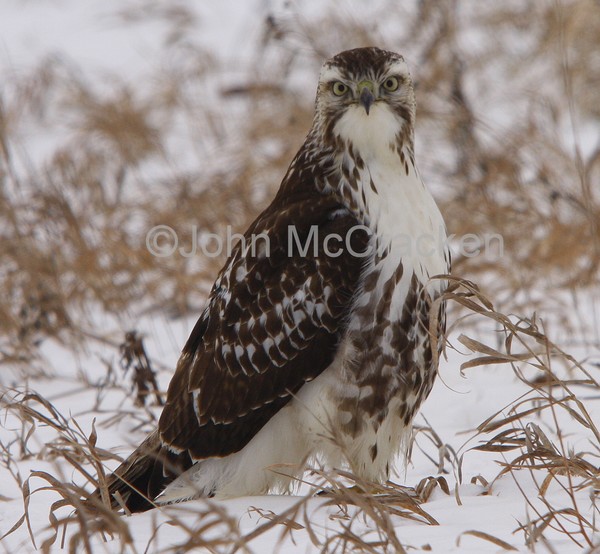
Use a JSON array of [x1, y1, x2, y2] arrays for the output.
[[1, 0, 598, 374]]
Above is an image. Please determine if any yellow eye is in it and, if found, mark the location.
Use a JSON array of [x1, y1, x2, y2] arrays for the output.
[[382, 76, 399, 92], [332, 81, 348, 96]]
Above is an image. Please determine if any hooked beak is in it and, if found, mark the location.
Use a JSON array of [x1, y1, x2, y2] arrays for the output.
[[358, 82, 375, 115]]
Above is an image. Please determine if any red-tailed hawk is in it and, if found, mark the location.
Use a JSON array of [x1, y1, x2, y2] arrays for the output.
[[94, 47, 450, 512]]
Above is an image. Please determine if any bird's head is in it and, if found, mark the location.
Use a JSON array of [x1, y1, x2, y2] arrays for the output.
[[314, 47, 416, 156]]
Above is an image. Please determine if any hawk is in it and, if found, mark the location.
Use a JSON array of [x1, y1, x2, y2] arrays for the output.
[[94, 47, 450, 512]]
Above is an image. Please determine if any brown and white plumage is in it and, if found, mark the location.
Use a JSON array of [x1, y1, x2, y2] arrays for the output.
[[95, 47, 450, 512]]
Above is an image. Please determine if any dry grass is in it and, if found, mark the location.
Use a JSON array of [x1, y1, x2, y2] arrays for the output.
[[1, 279, 598, 552], [1, 0, 599, 552], [1, 1, 598, 368], [443, 277, 599, 549]]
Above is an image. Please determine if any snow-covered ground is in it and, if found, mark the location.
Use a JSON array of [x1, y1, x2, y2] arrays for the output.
[[1, 308, 596, 553], [1, 2, 598, 553]]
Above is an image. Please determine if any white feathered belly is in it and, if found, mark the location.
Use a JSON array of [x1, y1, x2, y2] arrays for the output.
[[311, 150, 448, 482]]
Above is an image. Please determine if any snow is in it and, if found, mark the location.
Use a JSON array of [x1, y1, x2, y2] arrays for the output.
[[1, 2, 598, 553], [2, 299, 597, 553]]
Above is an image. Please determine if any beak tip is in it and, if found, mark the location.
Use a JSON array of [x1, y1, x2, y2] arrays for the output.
[[359, 87, 375, 116]]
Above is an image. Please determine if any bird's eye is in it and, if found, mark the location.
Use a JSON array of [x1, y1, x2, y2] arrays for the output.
[[382, 76, 400, 92], [332, 81, 348, 96]]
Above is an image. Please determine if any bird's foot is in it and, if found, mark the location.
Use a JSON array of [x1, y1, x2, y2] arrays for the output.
[[317, 483, 388, 497]]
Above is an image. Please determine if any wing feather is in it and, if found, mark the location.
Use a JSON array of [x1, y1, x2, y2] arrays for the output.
[[158, 192, 368, 460]]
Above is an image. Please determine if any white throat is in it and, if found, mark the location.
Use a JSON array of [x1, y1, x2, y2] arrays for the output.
[[334, 102, 405, 163]]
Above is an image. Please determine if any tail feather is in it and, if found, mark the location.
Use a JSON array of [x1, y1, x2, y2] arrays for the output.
[[89, 430, 188, 513]]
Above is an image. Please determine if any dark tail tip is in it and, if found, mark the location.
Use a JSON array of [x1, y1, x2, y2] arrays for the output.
[[86, 431, 175, 513]]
